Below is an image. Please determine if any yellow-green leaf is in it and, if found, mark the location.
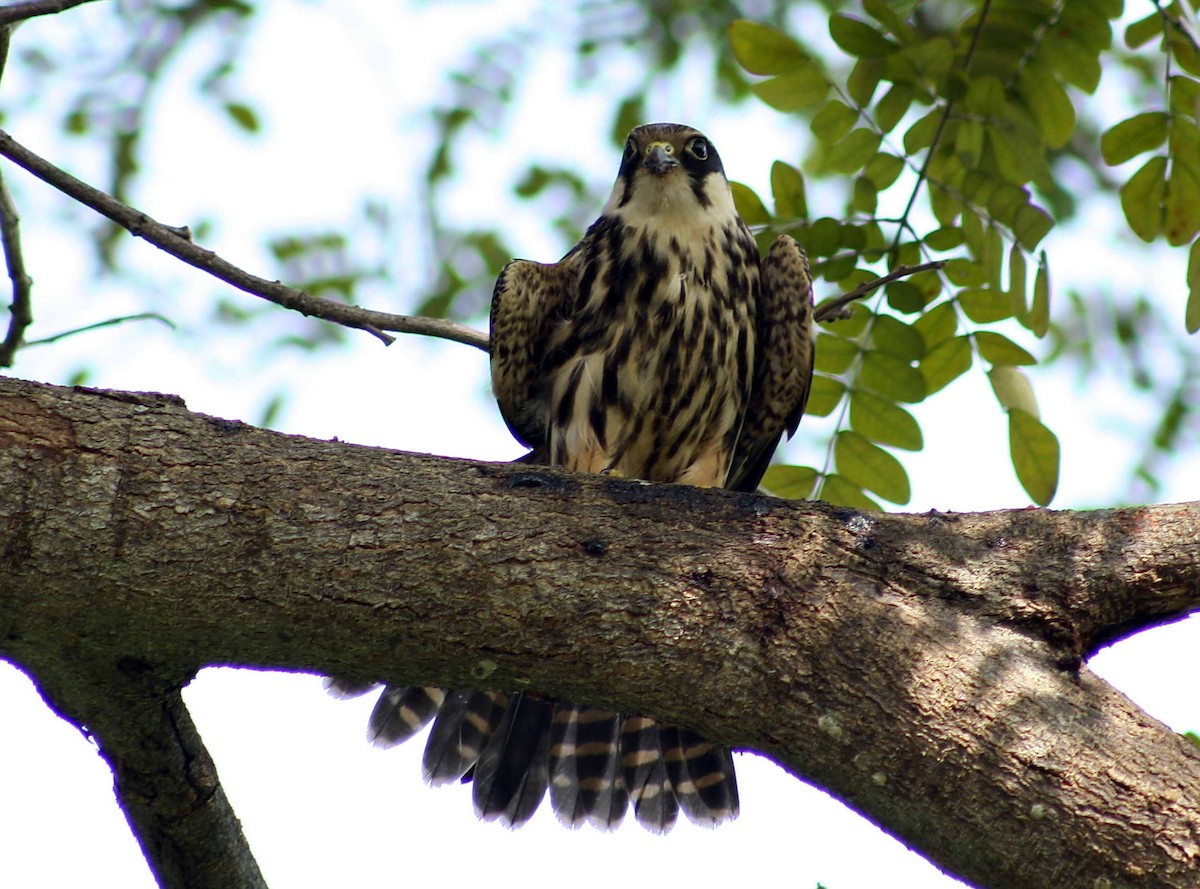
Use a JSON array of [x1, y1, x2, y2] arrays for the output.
[[1018, 65, 1075, 150], [920, 335, 972, 395], [1125, 11, 1163, 49], [871, 314, 925, 361], [1120, 155, 1167, 241], [1013, 204, 1053, 251], [925, 226, 964, 251], [864, 152, 904, 189], [806, 373, 846, 416], [1008, 243, 1028, 316], [761, 464, 818, 499], [1026, 251, 1050, 337], [729, 181, 770, 226], [771, 161, 808, 221], [913, 301, 957, 348], [752, 69, 830, 111], [904, 108, 942, 154], [958, 287, 1013, 323], [830, 14, 897, 58], [975, 331, 1036, 366], [1009, 409, 1060, 506], [835, 430, 910, 504], [1187, 239, 1200, 334], [1100, 111, 1169, 166], [1166, 144, 1200, 246], [850, 390, 924, 450], [828, 128, 883, 174], [989, 366, 1039, 416], [875, 83, 913, 133], [814, 332, 861, 374], [819, 473, 882, 511], [861, 350, 925, 403], [729, 20, 809, 75], [811, 100, 858, 144]]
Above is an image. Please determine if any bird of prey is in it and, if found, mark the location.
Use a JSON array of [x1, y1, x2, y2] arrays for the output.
[[330, 122, 814, 832]]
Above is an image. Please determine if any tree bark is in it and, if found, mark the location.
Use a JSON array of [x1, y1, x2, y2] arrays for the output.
[[2, 373, 1199, 889]]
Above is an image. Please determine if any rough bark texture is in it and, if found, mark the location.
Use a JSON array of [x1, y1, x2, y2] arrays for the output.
[[2, 374, 1199, 889]]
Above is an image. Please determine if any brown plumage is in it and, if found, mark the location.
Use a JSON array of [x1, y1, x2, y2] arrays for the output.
[[332, 123, 814, 831]]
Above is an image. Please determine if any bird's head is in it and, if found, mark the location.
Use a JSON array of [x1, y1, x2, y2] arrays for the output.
[[603, 123, 736, 222]]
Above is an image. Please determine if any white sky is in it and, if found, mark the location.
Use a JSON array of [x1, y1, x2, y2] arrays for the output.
[[1, 2, 1197, 888]]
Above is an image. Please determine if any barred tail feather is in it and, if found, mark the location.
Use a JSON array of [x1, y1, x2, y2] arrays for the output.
[[664, 727, 740, 826], [322, 677, 378, 699], [621, 716, 679, 833], [423, 690, 508, 785], [472, 693, 553, 826], [549, 705, 628, 829], [366, 685, 445, 747]]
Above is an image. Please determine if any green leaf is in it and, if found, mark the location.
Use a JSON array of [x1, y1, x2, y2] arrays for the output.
[[729, 20, 809, 75], [224, 102, 260, 133], [904, 108, 942, 154], [871, 314, 925, 361], [847, 56, 884, 106], [1012, 204, 1053, 251], [819, 474, 882, 511], [864, 152, 904, 189], [1009, 409, 1060, 506], [913, 301, 957, 347], [751, 70, 830, 111], [958, 287, 1013, 323], [850, 390, 923, 450], [925, 226, 964, 251], [1026, 251, 1050, 337], [975, 331, 1036, 366], [1166, 164, 1200, 246], [830, 15, 897, 58], [861, 351, 925, 403], [835, 430, 910, 504], [989, 366, 1039, 416], [920, 335, 972, 395], [761, 464, 818, 499], [729, 182, 770, 226], [1018, 65, 1075, 150], [828, 128, 883, 174], [1008, 243, 1027, 316], [806, 373, 846, 416], [875, 83, 913, 133], [811, 100, 858, 144], [1187, 239, 1200, 334], [1119, 155, 1167, 242], [1100, 112, 1170, 166], [1046, 31, 1102, 93], [771, 161, 808, 221], [886, 281, 924, 314], [814, 333, 861, 374], [1125, 12, 1164, 49]]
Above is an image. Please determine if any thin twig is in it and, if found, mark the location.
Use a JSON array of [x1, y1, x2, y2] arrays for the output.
[[0, 0, 105, 26], [0, 128, 491, 351], [0, 25, 33, 368], [24, 312, 174, 347], [813, 260, 945, 324], [0, 170, 32, 366]]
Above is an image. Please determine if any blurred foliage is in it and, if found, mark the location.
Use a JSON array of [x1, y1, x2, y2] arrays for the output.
[[1, 0, 1198, 506]]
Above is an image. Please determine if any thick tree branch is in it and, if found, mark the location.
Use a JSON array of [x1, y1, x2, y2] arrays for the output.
[[2, 374, 1200, 889], [0, 129, 488, 351]]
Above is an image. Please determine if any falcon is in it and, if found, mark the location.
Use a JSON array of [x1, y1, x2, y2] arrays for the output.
[[330, 123, 814, 831]]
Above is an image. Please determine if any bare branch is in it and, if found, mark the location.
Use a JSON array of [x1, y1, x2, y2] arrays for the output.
[[0, 0, 106, 25], [814, 260, 945, 324], [0, 128, 490, 351], [24, 312, 174, 347]]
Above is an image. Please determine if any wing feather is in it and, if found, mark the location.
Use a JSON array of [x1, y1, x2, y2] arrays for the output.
[[728, 234, 814, 492], [489, 256, 577, 452]]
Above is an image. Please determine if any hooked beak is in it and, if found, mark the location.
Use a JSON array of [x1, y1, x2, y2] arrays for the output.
[[642, 142, 679, 175]]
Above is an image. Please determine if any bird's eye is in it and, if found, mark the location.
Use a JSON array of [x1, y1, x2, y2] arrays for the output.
[[687, 137, 709, 160], [623, 139, 637, 160]]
